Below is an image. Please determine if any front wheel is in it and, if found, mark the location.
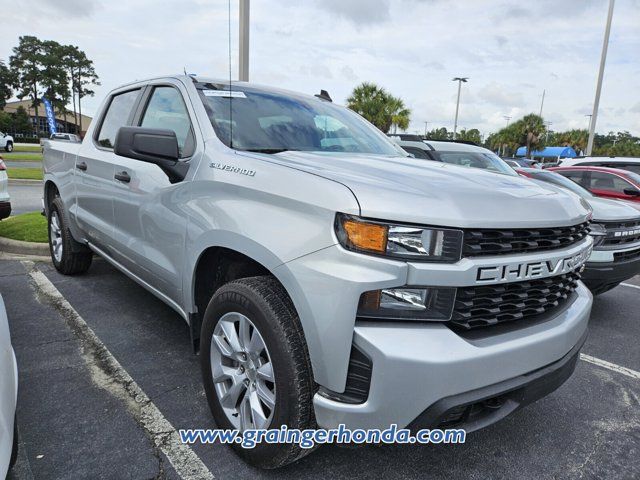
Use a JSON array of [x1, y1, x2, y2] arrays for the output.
[[200, 276, 316, 469], [4, 141, 13, 152], [48, 197, 93, 275]]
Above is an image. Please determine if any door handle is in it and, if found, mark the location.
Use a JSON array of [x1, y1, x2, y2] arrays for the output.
[[76, 161, 87, 171], [114, 171, 131, 183]]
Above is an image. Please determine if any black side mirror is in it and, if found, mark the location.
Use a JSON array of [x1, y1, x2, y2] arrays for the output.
[[114, 127, 187, 183], [623, 188, 640, 197]]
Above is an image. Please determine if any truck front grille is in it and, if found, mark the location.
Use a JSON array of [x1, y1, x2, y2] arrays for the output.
[[450, 272, 581, 329], [462, 222, 590, 257], [602, 219, 640, 247], [614, 247, 640, 263]]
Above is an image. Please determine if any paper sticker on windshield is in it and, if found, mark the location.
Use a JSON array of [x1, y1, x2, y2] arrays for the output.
[[203, 90, 246, 98]]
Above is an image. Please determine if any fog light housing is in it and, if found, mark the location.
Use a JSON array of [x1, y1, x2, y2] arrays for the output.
[[357, 287, 456, 321]]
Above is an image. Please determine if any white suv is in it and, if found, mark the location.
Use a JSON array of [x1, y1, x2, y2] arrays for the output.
[[0, 133, 14, 153]]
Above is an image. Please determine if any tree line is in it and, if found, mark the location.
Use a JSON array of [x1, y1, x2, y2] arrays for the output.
[[0, 35, 99, 136]]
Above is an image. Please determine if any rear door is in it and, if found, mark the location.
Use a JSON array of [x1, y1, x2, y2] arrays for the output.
[[75, 88, 142, 250], [109, 82, 197, 303]]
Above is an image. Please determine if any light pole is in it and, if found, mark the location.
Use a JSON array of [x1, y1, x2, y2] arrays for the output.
[[539, 89, 546, 117], [586, 0, 615, 155], [504, 115, 512, 128], [239, 0, 250, 81], [545, 121, 553, 142], [424, 121, 429, 137], [452, 77, 468, 140], [585, 114, 593, 132]]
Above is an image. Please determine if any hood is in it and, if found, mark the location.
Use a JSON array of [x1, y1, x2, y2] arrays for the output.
[[589, 196, 640, 222], [269, 151, 591, 228]]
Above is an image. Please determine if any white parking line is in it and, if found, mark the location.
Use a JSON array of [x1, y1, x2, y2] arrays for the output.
[[620, 282, 640, 291], [25, 264, 214, 480], [580, 354, 640, 381]]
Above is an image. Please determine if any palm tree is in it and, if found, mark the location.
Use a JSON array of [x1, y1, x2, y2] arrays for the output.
[[347, 82, 411, 134], [516, 114, 547, 158]]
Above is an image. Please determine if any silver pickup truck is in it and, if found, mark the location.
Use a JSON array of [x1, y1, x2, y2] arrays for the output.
[[43, 75, 594, 468]]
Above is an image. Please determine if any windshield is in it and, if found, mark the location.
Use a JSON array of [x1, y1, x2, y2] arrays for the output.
[[198, 87, 400, 155], [429, 150, 517, 176], [529, 171, 593, 198]]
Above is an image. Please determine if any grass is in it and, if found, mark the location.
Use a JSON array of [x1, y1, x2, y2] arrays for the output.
[[7, 168, 43, 180], [2, 152, 43, 162], [0, 211, 48, 243], [14, 144, 42, 152]]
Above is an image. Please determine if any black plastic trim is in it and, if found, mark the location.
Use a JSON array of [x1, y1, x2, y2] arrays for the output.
[[407, 329, 588, 433]]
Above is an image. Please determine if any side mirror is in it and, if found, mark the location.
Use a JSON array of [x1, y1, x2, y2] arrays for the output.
[[623, 188, 640, 197], [114, 127, 187, 183]]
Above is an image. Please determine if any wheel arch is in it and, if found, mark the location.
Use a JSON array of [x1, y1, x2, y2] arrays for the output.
[[186, 235, 322, 383]]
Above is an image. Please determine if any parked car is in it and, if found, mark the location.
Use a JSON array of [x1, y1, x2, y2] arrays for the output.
[[50, 133, 81, 143], [390, 137, 517, 175], [0, 132, 14, 152], [549, 166, 640, 203], [503, 157, 543, 169], [557, 156, 640, 175], [43, 75, 594, 468], [0, 156, 11, 220], [517, 168, 640, 294], [0, 295, 18, 478]]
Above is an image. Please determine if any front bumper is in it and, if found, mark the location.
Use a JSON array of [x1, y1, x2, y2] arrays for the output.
[[0, 201, 10, 220], [583, 245, 640, 292], [313, 282, 592, 430]]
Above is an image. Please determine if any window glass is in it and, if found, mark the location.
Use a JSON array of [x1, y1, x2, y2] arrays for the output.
[[402, 146, 431, 159], [141, 86, 194, 157], [588, 171, 635, 193], [429, 151, 517, 176], [96, 89, 140, 149], [556, 170, 585, 186], [529, 171, 593, 197], [198, 88, 399, 155]]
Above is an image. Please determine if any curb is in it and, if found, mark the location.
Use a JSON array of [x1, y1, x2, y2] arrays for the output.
[[0, 236, 49, 256], [8, 179, 43, 186]]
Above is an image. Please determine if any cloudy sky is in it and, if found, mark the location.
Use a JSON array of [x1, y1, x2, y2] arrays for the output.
[[2, 0, 639, 137]]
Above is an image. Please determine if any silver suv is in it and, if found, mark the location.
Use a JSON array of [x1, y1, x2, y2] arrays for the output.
[[43, 75, 594, 468]]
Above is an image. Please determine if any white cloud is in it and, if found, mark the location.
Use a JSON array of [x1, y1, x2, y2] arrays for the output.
[[1, 0, 638, 138]]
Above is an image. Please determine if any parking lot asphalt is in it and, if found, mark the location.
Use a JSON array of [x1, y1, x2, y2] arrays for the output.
[[6, 183, 42, 216], [2, 257, 639, 480]]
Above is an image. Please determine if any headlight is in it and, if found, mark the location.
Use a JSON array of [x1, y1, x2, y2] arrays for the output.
[[358, 287, 456, 321], [588, 222, 607, 247], [335, 214, 463, 262]]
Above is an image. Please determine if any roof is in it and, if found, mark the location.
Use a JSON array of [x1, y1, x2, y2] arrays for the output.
[[515, 146, 577, 158], [549, 165, 636, 177], [2, 99, 93, 125], [424, 140, 493, 153]]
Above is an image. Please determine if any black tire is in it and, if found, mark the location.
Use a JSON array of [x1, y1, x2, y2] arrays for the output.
[[200, 276, 317, 469], [9, 414, 18, 469], [4, 141, 13, 152], [48, 197, 93, 275]]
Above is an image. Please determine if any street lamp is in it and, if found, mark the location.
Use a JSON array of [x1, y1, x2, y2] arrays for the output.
[[585, 114, 593, 131], [503, 115, 512, 128], [452, 77, 468, 140], [424, 121, 429, 137], [586, 0, 615, 155]]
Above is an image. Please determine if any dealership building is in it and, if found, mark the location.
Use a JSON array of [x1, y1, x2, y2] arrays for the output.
[[1, 99, 93, 137]]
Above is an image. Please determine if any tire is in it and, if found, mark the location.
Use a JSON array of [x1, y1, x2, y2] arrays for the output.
[[4, 141, 13, 152], [200, 276, 317, 469], [9, 414, 18, 469], [48, 197, 93, 275]]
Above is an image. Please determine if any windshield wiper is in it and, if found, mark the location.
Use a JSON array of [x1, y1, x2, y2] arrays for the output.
[[242, 148, 297, 154]]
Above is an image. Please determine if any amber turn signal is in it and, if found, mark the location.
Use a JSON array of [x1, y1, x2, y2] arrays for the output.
[[341, 218, 388, 254]]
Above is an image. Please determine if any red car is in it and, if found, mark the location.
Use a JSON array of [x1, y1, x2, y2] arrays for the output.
[[548, 166, 640, 203]]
